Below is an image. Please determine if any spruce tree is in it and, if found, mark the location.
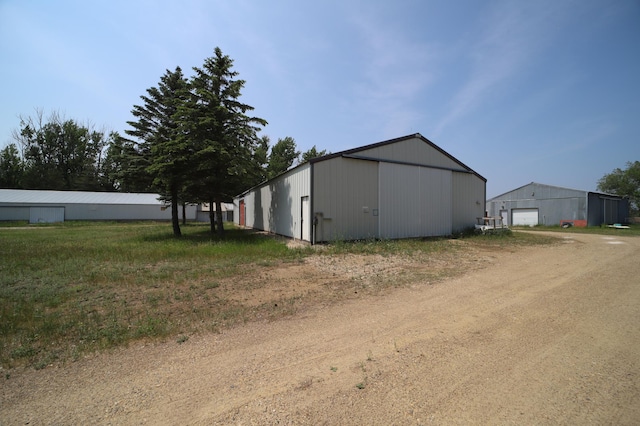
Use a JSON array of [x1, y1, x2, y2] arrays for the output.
[[178, 47, 267, 236], [125, 67, 190, 236]]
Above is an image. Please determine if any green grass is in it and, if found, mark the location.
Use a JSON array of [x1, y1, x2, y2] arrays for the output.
[[0, 222, 310, 368], [513, 223, 640, 236], [0, 221, 558, 369]]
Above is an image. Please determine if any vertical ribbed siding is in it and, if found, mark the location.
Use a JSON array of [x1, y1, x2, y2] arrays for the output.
[[452, 172, 485, 232], [29, 207, 64, 223], [357, 136, 463, 170], [312, 157, 378, 241], [379, 163, 452, 238], [237, 163, 311, 240], [419, 167, 453, 236]]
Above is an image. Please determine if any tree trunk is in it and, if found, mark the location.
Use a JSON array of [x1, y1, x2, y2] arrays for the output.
[[171, 188, 181, 237], [182, 203, 187, 225], [208, 198, 216, 234], [215, 199, 224, 237]]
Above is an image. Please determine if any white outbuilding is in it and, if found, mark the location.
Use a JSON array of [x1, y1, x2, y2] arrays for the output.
[[0, 189, 197, 223], [234, 133, 486, 243]]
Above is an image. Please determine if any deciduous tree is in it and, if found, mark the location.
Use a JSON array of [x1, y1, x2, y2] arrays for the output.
[[11, 110, 109, 191], [266, 136, 299, 179], [301, 145, 329, 163], [597, 160, 640, 216]]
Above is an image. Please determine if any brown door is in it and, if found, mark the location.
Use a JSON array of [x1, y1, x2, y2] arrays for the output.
[[239, 200, 245, 226]]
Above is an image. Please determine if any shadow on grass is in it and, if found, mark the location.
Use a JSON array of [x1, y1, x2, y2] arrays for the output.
[[141, 225, 272, 245]]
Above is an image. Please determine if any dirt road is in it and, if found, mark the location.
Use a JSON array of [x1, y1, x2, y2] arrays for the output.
[[2, 232, 639, 425]]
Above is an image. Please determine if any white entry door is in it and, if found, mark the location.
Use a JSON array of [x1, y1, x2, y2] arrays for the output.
[[301, 196, 310, 241], [500, 210, 508, 226]]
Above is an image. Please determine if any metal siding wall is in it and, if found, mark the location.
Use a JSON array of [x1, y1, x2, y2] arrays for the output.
[[244, 192, 257, 228], [63, 204, 196, 220], [452, 172, 485, 232], [379, 163, 420, 238], [0, 206, 29, 221], [379, 163, 452, 238], [29, 207, 64, 223], [233, 200, 239, 225], [238, 164, 311, 240], [357, 136, 462, 170], [313, 157, 378, 241], [248, 184, 271, 232], [606, 199, 618, 223], [2, 200, 197, 222], [420, 167, 453, 236], [539, 197, 585, 225]]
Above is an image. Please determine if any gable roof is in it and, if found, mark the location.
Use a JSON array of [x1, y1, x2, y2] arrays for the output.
[[488, 182, 625, 201], [0, 189, 166, 205], [310, 133, 486, 181]]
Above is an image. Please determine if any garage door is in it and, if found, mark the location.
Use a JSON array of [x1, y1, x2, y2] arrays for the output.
[[512, 208, 538, 227]]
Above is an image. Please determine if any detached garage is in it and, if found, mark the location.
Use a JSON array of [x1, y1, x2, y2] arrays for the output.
[[0, 189, 197, 223], [486, 182, 629, 227], [234, 133, 486, 243]]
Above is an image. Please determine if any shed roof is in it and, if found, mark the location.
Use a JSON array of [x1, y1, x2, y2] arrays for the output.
[[0, 189, 166, 205]]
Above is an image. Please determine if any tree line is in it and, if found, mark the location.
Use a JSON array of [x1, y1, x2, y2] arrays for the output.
[[0, 47, 327, 236]]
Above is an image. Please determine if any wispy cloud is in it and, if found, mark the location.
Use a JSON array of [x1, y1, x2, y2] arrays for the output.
[[344, 7, 437, 138], [433, 1, 567, 137]]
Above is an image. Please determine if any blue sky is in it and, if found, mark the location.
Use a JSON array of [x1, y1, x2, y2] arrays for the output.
[[1, 0, 638, 198]]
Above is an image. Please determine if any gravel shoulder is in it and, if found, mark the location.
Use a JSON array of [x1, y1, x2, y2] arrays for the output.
[[2, 232, 639, 425]]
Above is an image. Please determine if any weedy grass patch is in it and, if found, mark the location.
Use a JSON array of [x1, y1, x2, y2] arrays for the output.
[[516, 223, 640, 236], [0, 221, 555, 369], [0, 222, 307, 368]]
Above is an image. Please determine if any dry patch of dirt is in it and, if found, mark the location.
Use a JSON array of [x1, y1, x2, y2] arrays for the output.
[[219, 240, 494, 313]]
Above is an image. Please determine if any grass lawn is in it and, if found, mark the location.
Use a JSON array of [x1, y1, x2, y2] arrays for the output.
[[1, 221, 556, 369], [512, 223, 640, 236]]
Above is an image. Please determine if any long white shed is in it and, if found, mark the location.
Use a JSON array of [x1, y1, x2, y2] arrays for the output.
[[0, 189, 197, 223], [235, 133, 486, 243]]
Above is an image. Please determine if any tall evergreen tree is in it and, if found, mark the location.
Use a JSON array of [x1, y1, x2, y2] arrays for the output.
[[178, 47, 267, 236], [101, 132, 154, 192], [125, 67, 190, 236]]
